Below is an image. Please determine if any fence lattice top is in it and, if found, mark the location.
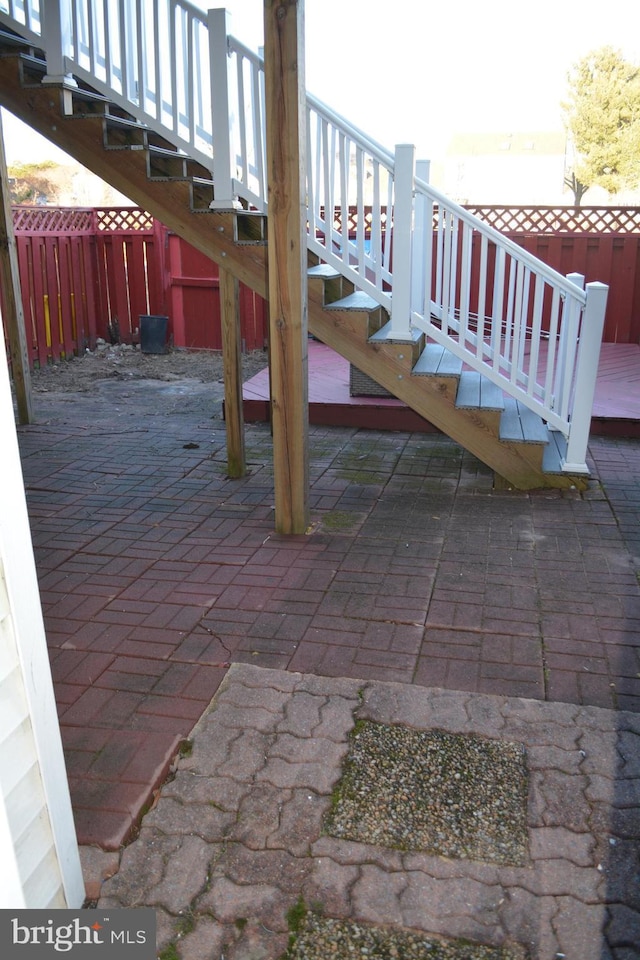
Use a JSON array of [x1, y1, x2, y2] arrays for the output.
[[464, 207, 640, 234], [322, 205, 640, 237], [95, 208, 155, 232], [13, 205, 640, 238], [12, 206, 95, 233], [11, 206, 155, 233]]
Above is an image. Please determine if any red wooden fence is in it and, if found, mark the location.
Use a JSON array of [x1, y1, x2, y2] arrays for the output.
[[3, 205, 639, 367], [466, 207, 640, 346], [6, 206, 268, 367], [13, 207, 100, 368]]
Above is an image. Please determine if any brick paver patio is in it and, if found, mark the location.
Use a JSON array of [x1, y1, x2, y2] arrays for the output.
[[17, 380, 640, 850]]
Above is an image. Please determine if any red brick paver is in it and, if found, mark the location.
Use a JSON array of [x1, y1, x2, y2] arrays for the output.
[[17, 387, 640, 854]]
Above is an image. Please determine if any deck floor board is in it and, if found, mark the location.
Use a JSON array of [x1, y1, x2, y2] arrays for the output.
[[243, 341, 640, 434]]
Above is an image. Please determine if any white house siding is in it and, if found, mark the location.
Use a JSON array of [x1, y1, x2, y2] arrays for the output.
[[0, 331, 84, 908]]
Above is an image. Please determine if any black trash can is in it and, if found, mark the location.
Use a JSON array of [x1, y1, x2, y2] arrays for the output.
[[140, 315, 169, 354]]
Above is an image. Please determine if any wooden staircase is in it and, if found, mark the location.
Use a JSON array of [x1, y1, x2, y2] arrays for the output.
[[0, 30, 586, 490]]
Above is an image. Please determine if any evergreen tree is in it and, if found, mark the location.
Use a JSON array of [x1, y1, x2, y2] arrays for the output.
[[562, 46, 640, 205]]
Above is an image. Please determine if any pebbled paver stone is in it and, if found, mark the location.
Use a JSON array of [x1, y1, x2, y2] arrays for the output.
[[99, 663, 640, 959]]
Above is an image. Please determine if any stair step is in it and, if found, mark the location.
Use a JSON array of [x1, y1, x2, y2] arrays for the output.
[[308, 263, 343, 305], [236, 211, 266, 243], [104, 115, 147, 149], [190, 178, 215, 211], [65, 86, 112, 117], [17, 51, 46, 84], [456, 371, 505, 411], [542, 430, 568, 473], [500, 398, 549, 443], [0, 27, 39, 51], [308, 264, 341, 281], [413, 343, 463, 377], [325, 291, 379, 313], [369, 320, 422, 343], [146, 145, 212, 181]]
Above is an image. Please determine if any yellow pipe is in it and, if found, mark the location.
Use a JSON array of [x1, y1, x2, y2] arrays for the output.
[[43, 294, 51, 348]]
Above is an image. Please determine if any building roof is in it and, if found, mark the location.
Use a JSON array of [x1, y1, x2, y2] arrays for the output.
[[447, 131, 566, 157]]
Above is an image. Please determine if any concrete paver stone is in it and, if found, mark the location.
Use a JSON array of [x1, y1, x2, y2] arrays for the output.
[[98, 664, 640, 959]]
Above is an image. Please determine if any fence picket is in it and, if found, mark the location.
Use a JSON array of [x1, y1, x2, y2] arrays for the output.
[[3, 203, 634, 370]]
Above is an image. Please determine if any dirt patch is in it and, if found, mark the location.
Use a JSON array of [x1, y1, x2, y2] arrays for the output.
[[30, 342, 268, 393]]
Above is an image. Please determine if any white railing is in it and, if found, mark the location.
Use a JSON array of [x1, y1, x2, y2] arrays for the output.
[[0, 1, 608, 472], [0, 0, 40, 41], [408, 168, 608, 462]]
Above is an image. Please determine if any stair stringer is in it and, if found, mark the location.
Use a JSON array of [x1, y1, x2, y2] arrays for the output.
[[0, 51, 586, 490], [305, 289, 583, 490], [0, 56, 270, 299]]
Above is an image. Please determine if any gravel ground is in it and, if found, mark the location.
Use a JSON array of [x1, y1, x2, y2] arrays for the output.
[[324, 721, 529, 866], [285, 915, 528, 960], [29, 341, 268, 398], [283, 720, 531, 958]]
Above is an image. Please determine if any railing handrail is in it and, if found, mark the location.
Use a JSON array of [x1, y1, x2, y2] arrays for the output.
[[306, 91, 396, 172], [415, 176, 587, 304]]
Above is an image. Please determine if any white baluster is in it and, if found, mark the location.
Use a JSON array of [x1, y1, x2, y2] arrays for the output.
[[411, 159, 431, 320]]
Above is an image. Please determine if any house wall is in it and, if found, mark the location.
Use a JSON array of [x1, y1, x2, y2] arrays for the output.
[[0, 332, 84, 908]]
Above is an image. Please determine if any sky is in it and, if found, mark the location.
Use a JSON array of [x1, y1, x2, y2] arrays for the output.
[[2, 0, 639, 167]]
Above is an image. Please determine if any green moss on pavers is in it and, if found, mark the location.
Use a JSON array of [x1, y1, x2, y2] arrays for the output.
[[320, 510, 361, 532], [158, 944, 180, 960], [281, 915, 528, 959], [324, 721, 529, 866]]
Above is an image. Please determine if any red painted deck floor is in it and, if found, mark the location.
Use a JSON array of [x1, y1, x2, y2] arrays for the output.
[[16, 346, 640, 853], [243, 341, 640, 435]]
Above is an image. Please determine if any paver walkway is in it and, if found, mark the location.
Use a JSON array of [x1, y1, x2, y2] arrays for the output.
[[16, 379, 640, 860], [99, 663, 640, 960]]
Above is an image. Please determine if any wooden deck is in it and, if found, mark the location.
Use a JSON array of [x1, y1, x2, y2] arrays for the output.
[[243, 341, 640, 436]]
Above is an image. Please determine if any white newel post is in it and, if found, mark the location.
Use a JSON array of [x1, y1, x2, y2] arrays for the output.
[[411, 158, 431, 318], [41, 0, 76, 87], [389, 143, 415, 338], [563, 281, 609, 473], [208, 8, 239, 209]]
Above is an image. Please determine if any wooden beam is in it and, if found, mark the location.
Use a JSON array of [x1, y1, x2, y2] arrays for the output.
[[0, 111, 33, 424], [219, 264, 246, 477], [264, 0, 309, 534]]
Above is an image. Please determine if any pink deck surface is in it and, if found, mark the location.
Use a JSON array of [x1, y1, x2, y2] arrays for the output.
[[243, 341, 640, 426]]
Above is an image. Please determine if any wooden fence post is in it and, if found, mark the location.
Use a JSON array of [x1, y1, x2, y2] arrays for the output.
[[0, 113, 33, 424], [264, 0, 309, 534]]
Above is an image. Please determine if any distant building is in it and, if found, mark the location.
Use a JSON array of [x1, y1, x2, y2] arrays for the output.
[[442, 131, 568, 205], [441, 131, 640, 206]]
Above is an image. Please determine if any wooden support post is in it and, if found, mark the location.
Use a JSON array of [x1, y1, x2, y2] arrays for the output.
[[0, 112, 33, 425], [220, 263, 246, 477], [264, 0, 309, 534]]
